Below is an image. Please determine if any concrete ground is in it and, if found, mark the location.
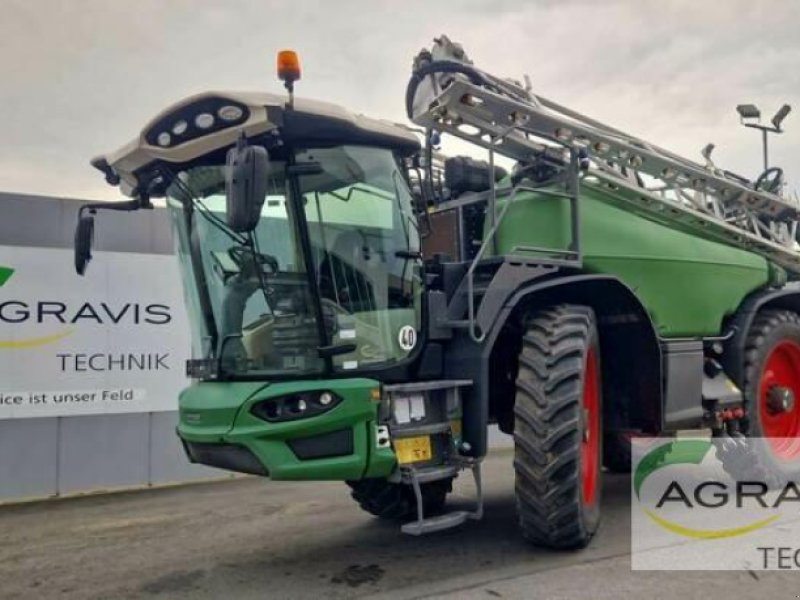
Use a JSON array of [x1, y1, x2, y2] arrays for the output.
[[0, 451, 796, 600]]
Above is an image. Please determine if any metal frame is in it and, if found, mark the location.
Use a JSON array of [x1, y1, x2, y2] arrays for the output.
[[460, 175, 581, 342], [427, 149, 583, 342], [410, 55, 800, 275]]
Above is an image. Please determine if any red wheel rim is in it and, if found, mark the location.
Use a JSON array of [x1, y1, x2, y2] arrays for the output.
[[759, 340, 800, 460], [581, 347, 600, 505]]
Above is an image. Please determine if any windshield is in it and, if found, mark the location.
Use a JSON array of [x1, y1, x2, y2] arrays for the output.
[[167, 145, 422, 378]]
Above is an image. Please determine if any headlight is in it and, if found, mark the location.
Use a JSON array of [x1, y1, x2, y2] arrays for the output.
[[218, 105, 244, 121], [194, 113, 214, 129], [144, 97, 249, 147], [251, 391, 342, 423]]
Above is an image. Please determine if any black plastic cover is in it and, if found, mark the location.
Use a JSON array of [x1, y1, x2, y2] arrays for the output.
[[183, 441, 268, 476], [288, 428, 354, 460]]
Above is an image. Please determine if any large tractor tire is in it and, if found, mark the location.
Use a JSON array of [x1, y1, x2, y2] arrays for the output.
[[720, 309, 800, 480], [513, 305, 602, 549], [346, 478, 451, 521]]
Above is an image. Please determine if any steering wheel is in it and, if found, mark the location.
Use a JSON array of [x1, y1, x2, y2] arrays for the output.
[[754, 167, 783, 194], [228, 246, 279, 277]]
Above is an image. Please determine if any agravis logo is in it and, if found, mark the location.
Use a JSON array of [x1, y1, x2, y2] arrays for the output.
[[634, 440, 782, 539], [0, 266, 13, 288], [0, 263, 173, 350], [0, 265, 74, 349]]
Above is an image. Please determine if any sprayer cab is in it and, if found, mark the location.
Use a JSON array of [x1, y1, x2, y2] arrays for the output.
[[76, 59, 431, 385]]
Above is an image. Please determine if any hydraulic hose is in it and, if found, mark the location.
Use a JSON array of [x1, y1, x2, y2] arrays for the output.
[[404, 60, 489, 119]]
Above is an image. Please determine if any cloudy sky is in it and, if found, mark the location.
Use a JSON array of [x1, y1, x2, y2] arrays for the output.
[[1, 0, 798, 201]]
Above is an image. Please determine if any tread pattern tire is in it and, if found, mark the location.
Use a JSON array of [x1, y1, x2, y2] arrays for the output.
[[346, 478, 452, 521], [719, 309, 800, 482], [513, 304, 602, 549]]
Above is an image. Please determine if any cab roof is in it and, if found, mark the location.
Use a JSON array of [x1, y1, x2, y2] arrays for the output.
[[96, 91, 420, 196]]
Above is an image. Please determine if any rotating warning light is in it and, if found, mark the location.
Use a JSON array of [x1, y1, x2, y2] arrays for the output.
[[277, 50, 301, 84]]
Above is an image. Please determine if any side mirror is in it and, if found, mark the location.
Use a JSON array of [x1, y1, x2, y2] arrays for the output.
[[225, 140, 270, 233], [74, 213, 95, 275]]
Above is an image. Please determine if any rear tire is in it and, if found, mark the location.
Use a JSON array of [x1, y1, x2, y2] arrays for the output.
[[720, 309, 800, 481], [513, 305, 602, 549], [346, 478, 451, 521]]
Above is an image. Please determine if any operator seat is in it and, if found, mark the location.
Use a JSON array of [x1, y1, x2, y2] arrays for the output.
[[319, 230, 385, 313]]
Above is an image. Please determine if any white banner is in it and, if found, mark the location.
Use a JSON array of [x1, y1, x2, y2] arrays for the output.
[[0, 245, 192, 419], [632, 437, 800, 570]]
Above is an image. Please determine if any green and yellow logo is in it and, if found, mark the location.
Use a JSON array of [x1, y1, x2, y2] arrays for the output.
[[635, 440, 782, 539], [0, 266, 13, 288], [0, 265, 73, 349]]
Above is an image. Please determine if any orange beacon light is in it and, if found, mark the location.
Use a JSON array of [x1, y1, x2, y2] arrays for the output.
[[277, 50, 301, 85]]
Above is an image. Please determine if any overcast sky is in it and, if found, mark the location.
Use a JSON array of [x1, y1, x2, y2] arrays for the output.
[[1, 0, 798, 201]]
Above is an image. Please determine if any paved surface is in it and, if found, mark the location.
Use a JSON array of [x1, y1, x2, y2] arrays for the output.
[[0, 451, 797, 599]]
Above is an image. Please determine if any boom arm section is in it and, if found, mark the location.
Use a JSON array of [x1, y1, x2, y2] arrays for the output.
[[408, 35, 800, 276]]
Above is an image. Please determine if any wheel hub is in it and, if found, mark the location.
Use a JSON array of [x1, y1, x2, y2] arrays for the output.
[[759, 339, 800, 460], [766, 385, 795, 415]]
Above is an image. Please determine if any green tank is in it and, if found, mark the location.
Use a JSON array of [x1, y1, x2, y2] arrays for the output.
[[493, 181, 775, 337]]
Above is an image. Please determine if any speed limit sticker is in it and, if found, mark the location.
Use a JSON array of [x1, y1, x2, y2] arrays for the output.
[[398, 325, 417, 351]]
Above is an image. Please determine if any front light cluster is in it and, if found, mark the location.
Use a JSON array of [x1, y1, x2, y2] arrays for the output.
[[145, 98, 249, 149], [251, 391, 342, 423]]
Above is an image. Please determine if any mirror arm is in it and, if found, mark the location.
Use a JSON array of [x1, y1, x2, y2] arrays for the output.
[[77, 197, 146, 218], [74, 191, 150, 277], [78, 172, 164, 217]]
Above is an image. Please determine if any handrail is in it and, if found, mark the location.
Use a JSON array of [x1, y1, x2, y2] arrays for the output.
[[463, 175, 579, 342]]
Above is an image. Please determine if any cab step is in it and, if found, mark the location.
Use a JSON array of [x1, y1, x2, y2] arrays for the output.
[[399, 464, 459, 484], [401, 510, 473, 536], [400, 458, 484, 536]]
